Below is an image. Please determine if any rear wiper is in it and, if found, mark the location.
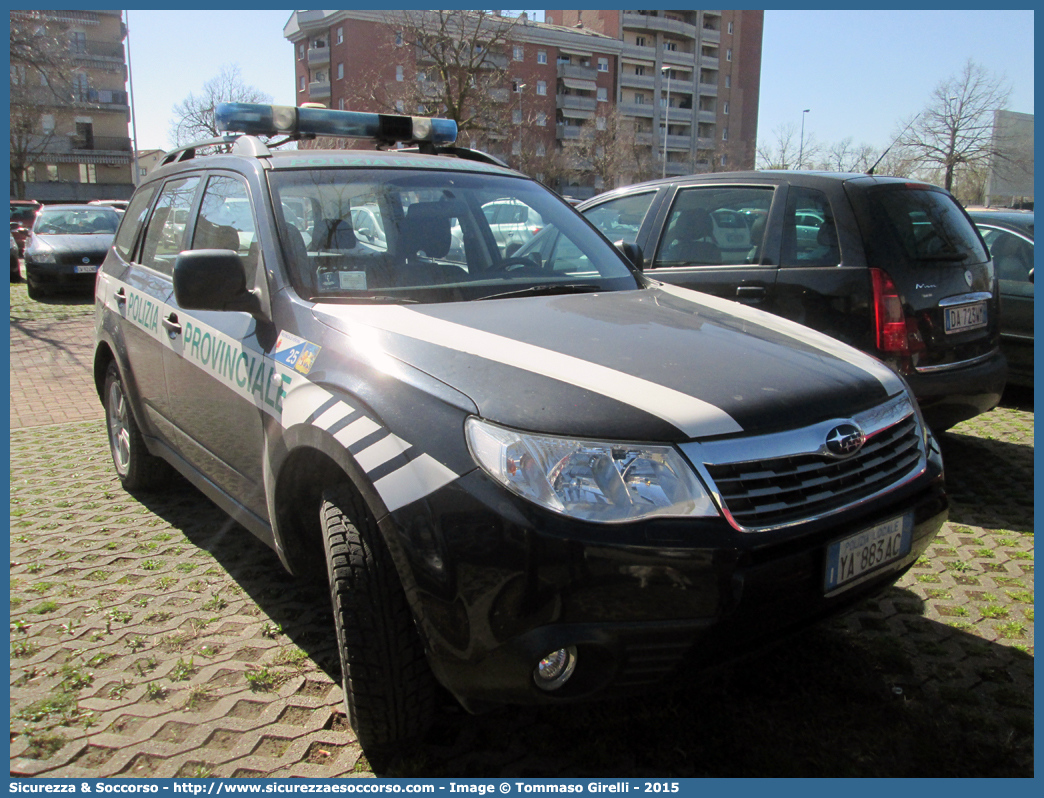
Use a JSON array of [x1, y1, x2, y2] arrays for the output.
[[477, 283, 602, 301], [917, 252, 969, 261]]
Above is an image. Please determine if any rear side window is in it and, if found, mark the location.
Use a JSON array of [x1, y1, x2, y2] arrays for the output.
[[864, 187, 989, 266], [583, 191, 655, 242], [113, 185, 157, 260], [139, 176, 200, 275], [780, 187, 840, 267], [653, 186, 774, 267], [980, 228, 1033, 283]]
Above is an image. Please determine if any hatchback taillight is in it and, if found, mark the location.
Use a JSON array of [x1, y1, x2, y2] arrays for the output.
[[870, 268, 925, 355]]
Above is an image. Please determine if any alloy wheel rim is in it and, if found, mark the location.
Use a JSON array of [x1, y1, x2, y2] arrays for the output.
[[107, 380, 131, 473]]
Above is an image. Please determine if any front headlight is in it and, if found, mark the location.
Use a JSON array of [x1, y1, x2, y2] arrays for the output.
[[465, 417, 718, 523], [30, 249, 56, 264]]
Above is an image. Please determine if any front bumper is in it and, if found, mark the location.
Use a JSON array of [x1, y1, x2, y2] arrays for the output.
[[25, 260, 100, 290], [906, 349, 1007, 430], [384, 443, 947, 711]]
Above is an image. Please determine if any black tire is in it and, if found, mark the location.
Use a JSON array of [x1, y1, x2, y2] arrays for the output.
[[320, 484, 437, 756], [26, 278, 47, 300], [103, 360, 169, 490], [11, 256, 20, 282]]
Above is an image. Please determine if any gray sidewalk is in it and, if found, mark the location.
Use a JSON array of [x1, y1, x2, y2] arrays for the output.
[[8, 285, 1034, 777]]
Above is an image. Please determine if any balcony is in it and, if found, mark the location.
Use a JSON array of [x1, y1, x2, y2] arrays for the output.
[[620, 72, 656, 91], [701, 27, 721, 44], [620, 41, 656, 60], [698, 82, 718, 97], [72, 135, 132, 152], [699, 109, 717, 124], [556, 94, 597, 113], [621, 12, 697, 39], [556, 124, 584, 140], [617, 102, 655, 118], [307, 46, 330, 66], [665, 161, 692, 176], [697, 137, 717, 150], [71, 40, 125, 59], [661, 48, 695, 67], [662, 78, 695, 95], [557, 62, 597, 82], [637, 132, 691, 151], [70, 88, 129, 108], [701, 56, 719, 71], [308, 81, 331, 99]]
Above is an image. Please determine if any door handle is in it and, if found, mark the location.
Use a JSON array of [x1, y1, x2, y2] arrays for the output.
[[162, 312, 182, 336], [736, 285, 766, 298], [114, 287, 127, 304]]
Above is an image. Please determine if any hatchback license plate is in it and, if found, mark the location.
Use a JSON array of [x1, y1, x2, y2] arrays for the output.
[[74, 264, 99, 274], [944, 301, 986, 333], [825, 513, 913, 594]]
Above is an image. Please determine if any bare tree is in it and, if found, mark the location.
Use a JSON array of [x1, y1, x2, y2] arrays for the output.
[[755, 122, 817, 170], [169, 64, 272, 147], [898, 59, 1012, 192], [9, 11, 74, 198], [347, 10, 520, 149], [815, 137, 880, 173]]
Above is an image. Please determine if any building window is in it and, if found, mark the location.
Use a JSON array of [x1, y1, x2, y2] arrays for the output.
[[336, 27, 343, 44], [396, 65, 403, 81], [635, 93, 645, 105], [597, 87, 607, 102], [78, 163, 97, 184], [663, 40, 677, 52], [513, 80, 523, 93], [338, 98, 345, 110], [314, 70, 326, 83], [725, 74, 731, 88], [635, 36, 646, 47], [726, 48, 732, 62], [536, 111, 546, 126], [395, 31, 403, 46], [299, 75, 305, 92], [728, 21, 734, 34], [721, 154, 728, 166], [44, 164, 59, 182], [594, 176, 604, 190], [635, 65, 645, 76], [512, 109, 522, 124], [297, 42, 304, 60], [536, 143, 545, 157], [513, 45, 524, 61], [557, 53, 571, 64], [722, 127, 728, 141], [337, 63, 343, 80], [72, 72, 90, 101], [596, 116, 606, 131], [512, 140, 521, 155], [723, 101, 729, 115], [598, 57, 608, 72], [41, 114, 55, 134], [536, 80, 546, 96], [537, 50, 547, 64], [396, 100, 404, 112], [69, 30, 87, 53]]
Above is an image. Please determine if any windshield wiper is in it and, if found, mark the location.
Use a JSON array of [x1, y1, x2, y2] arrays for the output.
[[312, 294, 418, 304], [917, 252, 969, 261], [477, 283, 602, 301]]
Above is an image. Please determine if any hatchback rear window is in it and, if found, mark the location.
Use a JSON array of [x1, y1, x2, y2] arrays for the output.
[[863, 187, 988, 266]]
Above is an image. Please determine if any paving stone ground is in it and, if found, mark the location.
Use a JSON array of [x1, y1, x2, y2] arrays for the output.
[[8, 283, 1034, 777]]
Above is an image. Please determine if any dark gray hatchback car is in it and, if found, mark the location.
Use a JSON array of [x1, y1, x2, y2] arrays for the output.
[[578, 171, 1008, 431]]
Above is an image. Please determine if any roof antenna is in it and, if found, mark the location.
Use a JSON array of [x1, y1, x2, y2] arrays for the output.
[[868, 112, 920, 175]]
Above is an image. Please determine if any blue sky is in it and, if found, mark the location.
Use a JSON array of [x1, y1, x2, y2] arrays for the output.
[[125, 9, 1034, 156]]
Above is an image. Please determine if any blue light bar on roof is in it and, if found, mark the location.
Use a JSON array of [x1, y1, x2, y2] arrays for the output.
[[214, 102, 457, 145]]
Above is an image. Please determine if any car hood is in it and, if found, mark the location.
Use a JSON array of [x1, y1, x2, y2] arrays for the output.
[[27, 233, 113, 255], [311, 284, 906, 441]]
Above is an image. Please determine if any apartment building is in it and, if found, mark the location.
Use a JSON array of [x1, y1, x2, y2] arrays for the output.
[[10, 9, 134, 202], [546, 10, 764, 179], [283, 10, 762, 197]]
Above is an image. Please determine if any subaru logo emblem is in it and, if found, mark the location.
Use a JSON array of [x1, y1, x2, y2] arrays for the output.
[[825, 424, 864, 457], [82, 257, 90, 264]]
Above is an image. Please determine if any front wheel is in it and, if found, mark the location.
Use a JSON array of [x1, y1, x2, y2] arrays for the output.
[[103, 360, 169, 490], [320, 484, 437, 757]]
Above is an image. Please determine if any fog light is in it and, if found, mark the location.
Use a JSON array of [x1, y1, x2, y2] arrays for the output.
[[533, 646, 577, 691]]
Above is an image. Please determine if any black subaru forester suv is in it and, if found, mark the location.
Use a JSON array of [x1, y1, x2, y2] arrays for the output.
[[578, 171, 1007, 431], [94, 104, 947, 758]]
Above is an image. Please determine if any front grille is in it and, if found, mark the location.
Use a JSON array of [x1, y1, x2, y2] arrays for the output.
[[705, 415, 922, 529], [56, 253, 104, 267]]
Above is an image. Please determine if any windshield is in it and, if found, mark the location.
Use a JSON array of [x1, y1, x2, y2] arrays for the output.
[[33, 208, 119, 236], [268, 168, 640, 303]]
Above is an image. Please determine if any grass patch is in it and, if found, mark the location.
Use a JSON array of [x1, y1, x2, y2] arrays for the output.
[[169, 658, 197, 682], [23, 731, 66, 760], [27, 600, 60, 614], [245, 666, 279, 692]]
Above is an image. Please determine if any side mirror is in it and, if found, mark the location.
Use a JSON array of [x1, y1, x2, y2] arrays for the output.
[[614, 240, 643, 272], [173, 249, 262, 316]]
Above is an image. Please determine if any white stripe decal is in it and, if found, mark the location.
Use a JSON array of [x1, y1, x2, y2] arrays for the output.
[[281, 383, 333, 428], [319, 305, 743, 438], [314, 402, 355, 431], [374, 453, 458, 512], [333, 416, 382, 449], [355, 434, 411, 473], [655, 283, 905, 393]]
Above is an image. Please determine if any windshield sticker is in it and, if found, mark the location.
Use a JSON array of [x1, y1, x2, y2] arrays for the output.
[[274, 331, 322, 375]]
